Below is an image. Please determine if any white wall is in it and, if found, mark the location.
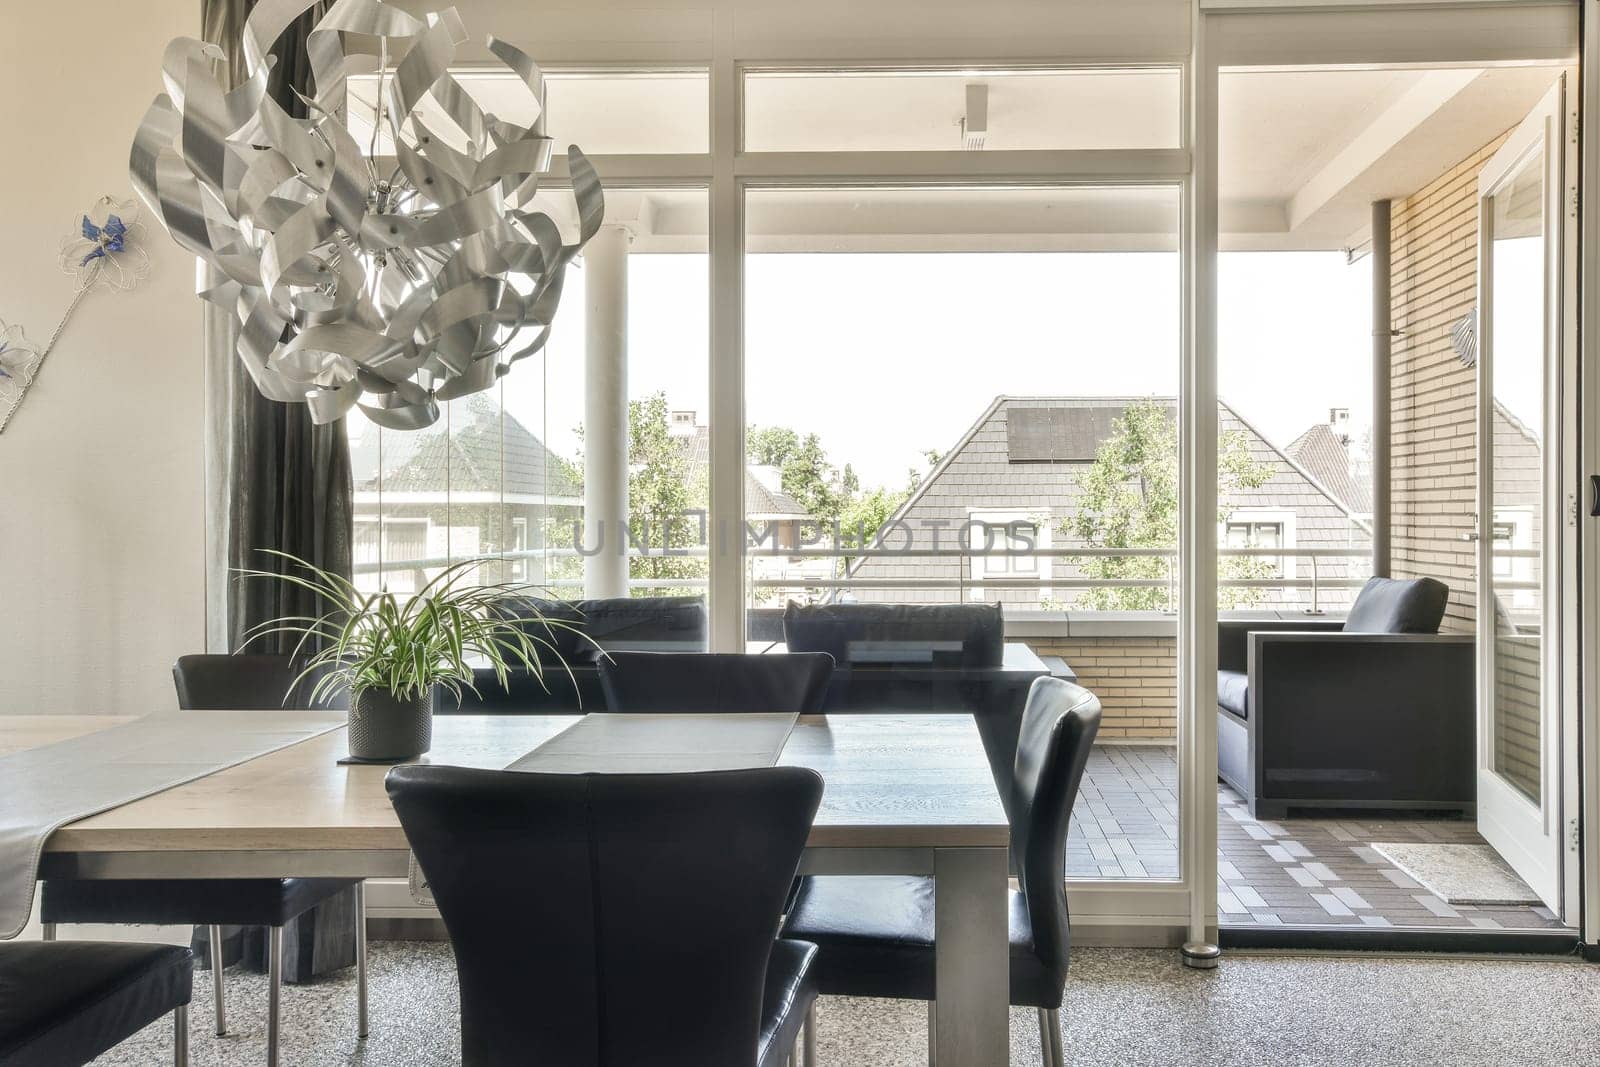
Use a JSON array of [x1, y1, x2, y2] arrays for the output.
[[0, 0, 205, 715]]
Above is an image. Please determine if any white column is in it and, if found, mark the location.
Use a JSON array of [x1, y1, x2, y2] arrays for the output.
[[584, 224, 631, 599]]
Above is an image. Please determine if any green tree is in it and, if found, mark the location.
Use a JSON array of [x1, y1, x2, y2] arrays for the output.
[[1067, 398, 1274, 611], [624, 394, 707, 594], [747, 425, 841, 525], [557, 392, 709, 597], [746, 426, 801, 468], [837, 484, 911, 566]]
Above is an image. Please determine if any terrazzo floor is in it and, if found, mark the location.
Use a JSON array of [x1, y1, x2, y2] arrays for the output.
[[1072, 744, 1566, 930], [90, 941, 1600, 1066]]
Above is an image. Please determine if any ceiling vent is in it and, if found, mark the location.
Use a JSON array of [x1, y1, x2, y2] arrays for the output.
[[961, 83, 988, 150]]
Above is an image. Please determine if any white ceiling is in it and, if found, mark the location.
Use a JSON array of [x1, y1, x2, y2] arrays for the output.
[[1220, 65, 1564, 250], [350, 62, 1566, 253]]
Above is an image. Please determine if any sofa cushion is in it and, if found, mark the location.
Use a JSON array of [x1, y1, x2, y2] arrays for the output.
[[782, 602, 1004, 668], [492, 596, 708, 662], [1217, 670, 1249, 720], [572, 596, 707, 652], [491, 596, 588, 662], [1343, 577, 1449, 634]]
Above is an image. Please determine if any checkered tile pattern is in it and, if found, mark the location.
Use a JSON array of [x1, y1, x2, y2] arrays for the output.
[[1066, 744, 1565, 931]]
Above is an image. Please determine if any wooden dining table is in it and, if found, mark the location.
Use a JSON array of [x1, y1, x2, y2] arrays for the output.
[[8, 712, 1014, 1066]]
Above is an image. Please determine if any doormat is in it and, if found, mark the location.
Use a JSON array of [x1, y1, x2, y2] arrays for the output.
[[1371, 843, 1541, 906]]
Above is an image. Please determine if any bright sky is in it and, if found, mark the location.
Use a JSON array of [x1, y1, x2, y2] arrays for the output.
[[502, 249, 1376, 489]]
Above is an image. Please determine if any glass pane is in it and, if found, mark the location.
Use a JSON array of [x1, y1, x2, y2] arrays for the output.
[[744, 184, 1181, 882], [347, 69, 709, 155], [1489, 148, 1545, 804], [744, 68, 1181, 152], [1217, 252, 1375, 614], [348, 189, 708, 608]]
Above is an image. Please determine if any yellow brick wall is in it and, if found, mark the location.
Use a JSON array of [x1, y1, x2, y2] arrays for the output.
[[1389, 133, 1509, 634], [1026, 636, 1177, 742]]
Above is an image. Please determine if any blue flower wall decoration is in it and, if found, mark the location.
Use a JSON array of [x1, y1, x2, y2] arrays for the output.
[[1, 196, 148, 435]]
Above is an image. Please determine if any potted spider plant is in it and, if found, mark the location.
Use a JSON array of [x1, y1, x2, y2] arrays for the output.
[[241, 551, 583, 762]]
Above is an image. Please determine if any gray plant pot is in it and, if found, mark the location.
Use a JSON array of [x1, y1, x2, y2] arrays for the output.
[[347, 687, 435, 762]]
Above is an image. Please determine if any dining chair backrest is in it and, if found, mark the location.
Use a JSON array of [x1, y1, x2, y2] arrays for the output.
[[1010, 677, 1101, 988], [171, 654, 344, 711], [598, 652, 834, 714], [386, 764, 824, 1067]]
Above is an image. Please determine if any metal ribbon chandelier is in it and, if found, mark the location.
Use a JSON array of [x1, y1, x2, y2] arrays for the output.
[[131, 0, 603, 430]]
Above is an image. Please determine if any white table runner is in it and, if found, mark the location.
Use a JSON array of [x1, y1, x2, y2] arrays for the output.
[[0, 710, 346, 939], [505, 712, 799, 773]]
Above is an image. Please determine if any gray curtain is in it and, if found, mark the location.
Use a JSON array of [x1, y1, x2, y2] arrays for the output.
[[206, 0, 353, 654], [200, 0, 358, 983]]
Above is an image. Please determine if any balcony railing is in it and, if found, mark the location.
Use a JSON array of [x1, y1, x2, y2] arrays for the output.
[[361, 545, 1525, 614]]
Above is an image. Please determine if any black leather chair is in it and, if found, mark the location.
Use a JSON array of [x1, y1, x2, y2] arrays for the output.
[[0, 941, 193, 1066], [781, 677, 1101, 1067], [1216, 576, 1474, 817], [598, 651, 834, 714], [780, 602, 1047, 819], [452, 595, 709, 712], [387, 764, 825, 1067], [39, 654, 365, 1066]]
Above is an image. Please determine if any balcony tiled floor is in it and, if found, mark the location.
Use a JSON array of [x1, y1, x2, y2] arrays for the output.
[[1069, 744, 1568, 931]]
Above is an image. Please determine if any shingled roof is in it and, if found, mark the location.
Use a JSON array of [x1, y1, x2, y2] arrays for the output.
[[844, 395, 1373, 608], [1286, 422, 1372, 516], [355, 393, 582, 502], [673, 424, 809, 518]]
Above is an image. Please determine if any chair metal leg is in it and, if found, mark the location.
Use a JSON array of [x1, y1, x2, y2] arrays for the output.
[[803, 1001, 818, 1067], [39, 923, 56, 942], [355, 881, 369, 1039], [209, 925, 227, 1035], [927, 1000, 936, 1067], [1037, 1008, 1052, 1066], [173, 1004, 188, 1067], [1045, 1007, 1064, 1067], [267, 925, 283, 1067]]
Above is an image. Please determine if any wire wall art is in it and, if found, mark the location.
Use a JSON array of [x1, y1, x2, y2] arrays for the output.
[[0, 196, 150, 435]]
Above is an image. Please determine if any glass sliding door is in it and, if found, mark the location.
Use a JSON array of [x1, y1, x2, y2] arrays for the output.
[[1206, 0, 1582, 940], [1476, 78, 1575, 913]]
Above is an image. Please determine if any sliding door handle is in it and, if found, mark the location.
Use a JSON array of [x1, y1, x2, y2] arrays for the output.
[[1590, 474, 1600, 516]]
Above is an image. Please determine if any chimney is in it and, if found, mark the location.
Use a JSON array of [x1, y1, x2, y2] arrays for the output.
[[668, 410, 698, 437], [1328, 407, 1350, 445]]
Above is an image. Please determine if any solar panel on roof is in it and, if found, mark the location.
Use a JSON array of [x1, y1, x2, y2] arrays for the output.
[[1005, 406, 1126, 462]]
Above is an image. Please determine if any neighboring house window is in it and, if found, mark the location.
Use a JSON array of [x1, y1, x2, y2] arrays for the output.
[[1223, 509, 1295, 577], [508, 517, 530, 583], [354, 517, 428, 592], [967, 512, 1050, 601], [384, 517, 429, 562], [1491, 508, 1536, 609]]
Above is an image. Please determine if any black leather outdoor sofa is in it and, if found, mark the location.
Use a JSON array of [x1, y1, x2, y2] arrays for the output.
[[1217, 576, 1474, 818]]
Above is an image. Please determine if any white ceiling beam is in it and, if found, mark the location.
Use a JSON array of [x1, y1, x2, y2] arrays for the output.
[[1285, 67, 1479, 231], [1219, 197, 1288, 235]]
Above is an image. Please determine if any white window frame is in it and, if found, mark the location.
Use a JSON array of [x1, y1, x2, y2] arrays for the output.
[[353, 47, 1203, 934], [326, 0, 1597, 954], [509, 516, 531, 583], [1223, 507, 1296, 579], [967, 511, 1053, 604]]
